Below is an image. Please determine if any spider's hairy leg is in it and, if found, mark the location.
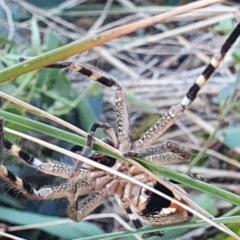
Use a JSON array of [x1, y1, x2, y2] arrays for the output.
[[81, 122, 118, 157], [0, 164, 40, 199], [115, 181, 132, 209], [71, 122, 117, 173], [43, 62, 130, 151], [0, 121, 107, 200], [3, 138, 75, 178], [68, 179, 118, 222], [181, 21, 240, 108], [41, 176, 113, 200], [68, 191, 107, 222], [3, 131, 104, 182], [126, 207, 144, 229], [132, 109, 180, 151], [42, 62, 116, 87], [125, 141, 190, 165], [0, 121, 70, 199], [126, 207, 164, 238], [0, 119, 40, 199]]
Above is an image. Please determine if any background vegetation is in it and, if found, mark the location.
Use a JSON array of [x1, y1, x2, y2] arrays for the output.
[[0, 0, 240, 240]]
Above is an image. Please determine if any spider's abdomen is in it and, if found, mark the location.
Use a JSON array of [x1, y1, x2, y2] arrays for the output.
[[131, 182, 192, 226]]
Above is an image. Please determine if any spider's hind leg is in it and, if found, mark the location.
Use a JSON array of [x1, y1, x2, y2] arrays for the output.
[[68, 179, 118, 222], [3, 137, 74, 179], [126, 207, 163, 239], [125, 141, 190, 165], [0, 118, 40, 199], [0, 120, 103, 200]]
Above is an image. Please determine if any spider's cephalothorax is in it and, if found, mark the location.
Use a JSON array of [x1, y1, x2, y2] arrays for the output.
[[0, 22, 240, 235]]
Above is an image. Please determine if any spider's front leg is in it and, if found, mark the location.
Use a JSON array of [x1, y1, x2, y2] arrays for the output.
[[3, 137, 74, 179], [68, 179, 118, 222]]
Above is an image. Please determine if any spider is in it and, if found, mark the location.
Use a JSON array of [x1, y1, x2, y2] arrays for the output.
[[0, 21, 239, 237]]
